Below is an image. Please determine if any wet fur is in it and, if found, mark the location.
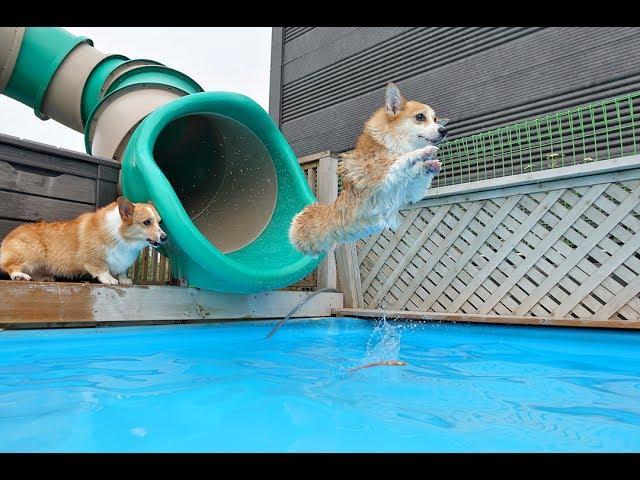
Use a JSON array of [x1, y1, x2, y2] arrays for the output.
[[0, 197, 166, 285], [290, 83, 447, 256]]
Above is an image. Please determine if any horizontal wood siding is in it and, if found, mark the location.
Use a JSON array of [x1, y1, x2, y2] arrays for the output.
[[272, 27, 640, 184]]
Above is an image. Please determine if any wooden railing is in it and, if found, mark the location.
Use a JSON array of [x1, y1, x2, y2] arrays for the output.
[[130, 247, 174, 285], [286, 151, 339, 292]]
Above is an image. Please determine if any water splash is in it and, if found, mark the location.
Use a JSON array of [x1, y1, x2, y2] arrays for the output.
[[362, 316, 403, 365]]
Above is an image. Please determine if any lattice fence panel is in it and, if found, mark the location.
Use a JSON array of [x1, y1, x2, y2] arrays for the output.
[[357, 164, 640, 322]]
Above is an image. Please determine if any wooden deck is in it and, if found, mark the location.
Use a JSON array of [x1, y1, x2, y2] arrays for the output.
[[0, 280, 343, 329], [2, 279, 637, 331]]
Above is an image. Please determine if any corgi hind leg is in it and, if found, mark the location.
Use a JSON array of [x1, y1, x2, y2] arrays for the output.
[[1, 234, 41, 282], [4, 263, 52, 282], [3, 262, 32, 281], [289, 203, 335, 256], [1, 254, 33, 282]]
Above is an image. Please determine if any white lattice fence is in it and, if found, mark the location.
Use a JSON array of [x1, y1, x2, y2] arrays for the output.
[[355, 156, 640, 322]]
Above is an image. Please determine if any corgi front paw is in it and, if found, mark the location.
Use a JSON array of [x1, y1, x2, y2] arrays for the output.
[[404, 146, 440, 176], [10, 272, 31, 281], [97, 272, 119, 285], [416, 145, 439, 160], [423, 159, 441, 174], [407, 145, 438, 166], [117, 276, 133, 285]]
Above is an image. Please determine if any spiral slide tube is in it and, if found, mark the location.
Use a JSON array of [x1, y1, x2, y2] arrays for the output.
[[0, 27, 321, 293]]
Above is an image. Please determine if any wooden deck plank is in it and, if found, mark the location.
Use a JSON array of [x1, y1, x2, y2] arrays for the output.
[[333, 308, 640, 330], [0, 281, 343, 328]]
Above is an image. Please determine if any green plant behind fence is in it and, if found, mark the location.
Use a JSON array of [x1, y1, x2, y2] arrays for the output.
[[433, 92, 640, 188]]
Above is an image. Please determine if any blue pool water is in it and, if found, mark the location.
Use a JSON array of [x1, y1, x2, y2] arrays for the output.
[[0, 317, 639, 452]]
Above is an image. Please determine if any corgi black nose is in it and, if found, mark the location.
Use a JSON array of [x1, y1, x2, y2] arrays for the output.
[[160, 233, 168, 243], [438, 126, 448, 136]]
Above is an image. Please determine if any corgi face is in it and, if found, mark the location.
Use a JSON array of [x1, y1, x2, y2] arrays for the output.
[[366, 83, 448, 154], [117, 197, 168, 248]]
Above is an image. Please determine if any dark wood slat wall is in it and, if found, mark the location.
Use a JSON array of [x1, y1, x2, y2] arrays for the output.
[[0, 160, 96, 203], [0, 133, 120, 246], [270, 27, 640, 160], [282, 27, 409, 84]]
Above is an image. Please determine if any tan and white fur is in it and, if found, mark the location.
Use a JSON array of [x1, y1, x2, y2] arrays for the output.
[[0, 197, 167, 285], [289, 83, 448, 256]]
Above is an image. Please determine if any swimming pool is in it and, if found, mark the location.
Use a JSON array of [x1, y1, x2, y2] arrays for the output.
[[1, 317, 638, 452]]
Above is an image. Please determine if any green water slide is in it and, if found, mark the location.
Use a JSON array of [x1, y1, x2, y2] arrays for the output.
[[0, 27, 322, 293]]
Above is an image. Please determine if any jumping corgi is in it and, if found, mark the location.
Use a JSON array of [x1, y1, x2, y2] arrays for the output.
[[0, 197, 167, 285], [289, 83, 448, 256]]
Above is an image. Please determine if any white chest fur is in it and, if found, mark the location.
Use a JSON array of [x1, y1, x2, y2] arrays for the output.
[[104, 207, 147, 275], [376, 166, 436, 230], [106, 242, 146, 275]]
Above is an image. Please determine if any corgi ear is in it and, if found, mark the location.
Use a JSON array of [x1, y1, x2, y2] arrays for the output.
[[147, 200, 155, 208], [385, 82, 406, 116], [117, 196, 135, 220]]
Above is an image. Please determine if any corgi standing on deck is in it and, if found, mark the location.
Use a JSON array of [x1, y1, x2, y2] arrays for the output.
[[0, 197, 167, 285], [289, 82, 448, 256]]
